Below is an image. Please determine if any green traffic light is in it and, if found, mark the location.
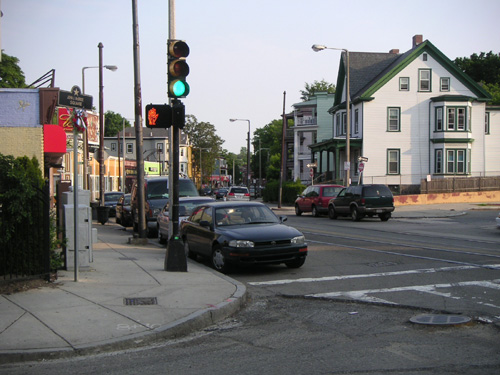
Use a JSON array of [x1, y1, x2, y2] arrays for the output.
[[171, 80, 190, 97]]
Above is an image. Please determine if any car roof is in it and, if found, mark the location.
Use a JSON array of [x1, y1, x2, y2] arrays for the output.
[[178, 197, 215, 202]]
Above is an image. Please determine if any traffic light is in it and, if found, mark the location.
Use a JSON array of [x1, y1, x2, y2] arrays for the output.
[[145, 104, 171, 128], [172, 100, 185, 129], [167, 40, 190, 98]]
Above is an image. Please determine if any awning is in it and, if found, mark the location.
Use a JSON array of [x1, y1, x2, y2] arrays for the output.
[[44, 124, 67, 168]]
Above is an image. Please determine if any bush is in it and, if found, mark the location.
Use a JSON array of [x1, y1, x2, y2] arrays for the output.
[[262, 179, 306, 205]]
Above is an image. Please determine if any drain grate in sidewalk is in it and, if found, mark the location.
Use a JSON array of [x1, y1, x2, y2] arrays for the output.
[[124, 297, 158, 306]]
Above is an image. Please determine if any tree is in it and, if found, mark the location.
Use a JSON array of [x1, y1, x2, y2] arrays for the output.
[[183, 115, 224, 185], [300, 79, 335, 101], [454, 51, 500, 105], [0, 52, 27, 88], [104, 111, 132, 137]]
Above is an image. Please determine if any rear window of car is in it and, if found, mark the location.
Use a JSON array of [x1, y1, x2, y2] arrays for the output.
[[146, 179, 199, 199], [230, 187, 249, 194], [105, 193, 123, 201], [363, 185, 392, 197]]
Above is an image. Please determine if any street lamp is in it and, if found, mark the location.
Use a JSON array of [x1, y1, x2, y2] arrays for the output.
[[229, 118, 251, 188], [312, 44, 350, 186], [82, 65, 118, 94]]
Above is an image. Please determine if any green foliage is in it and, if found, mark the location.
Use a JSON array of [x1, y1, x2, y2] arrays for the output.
[[454, 51, 500, 85], [300, 79, 335, 101], [104, 111, 132, 137], [483, 82, 500, 105], [0, 52, 27, 88], [262, 179, 305, 204]]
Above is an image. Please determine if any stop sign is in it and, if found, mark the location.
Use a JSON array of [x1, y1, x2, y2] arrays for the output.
[[309, 168, 314, 177], [358, 163, 364, 172]]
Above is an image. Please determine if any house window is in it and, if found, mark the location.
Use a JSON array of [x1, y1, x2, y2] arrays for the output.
[[180, 148, 184, 156], [342, 112, 347, 135], [447, 107, 468, 131], [440, 77, 450, 91], [387, 107, 401, 131], [387, 149, 400, 175], [127, 143, 133, 154], [399, 77, 409, 91], [485, 112, 490, 134], [419, 69, 431, 92], [446, 149, 467, 174], [435, 107, 443, 131], [336, 113, 341, 136], [354, 109, 359, 134], [435, 149, 443, 174], [423, 53, 428, 61], [111, 143, 117, 151]]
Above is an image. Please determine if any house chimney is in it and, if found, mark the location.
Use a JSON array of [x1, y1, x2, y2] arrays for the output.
[[389, 49, 399, 54], [412, 34, 423, 48]]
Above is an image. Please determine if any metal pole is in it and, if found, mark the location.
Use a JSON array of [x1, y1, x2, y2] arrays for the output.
[[98, 43, 105, 207], [121, 118, 126, 192], [278, 91, 286, 208], [345, 50, 351, 187], [247, 120, 250, 190], [73, 127, 79, 281], [259, 138, 262, 189], [132, 0, 146, 237]]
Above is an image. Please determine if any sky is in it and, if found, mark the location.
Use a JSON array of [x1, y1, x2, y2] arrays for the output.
[[2, 0, 500, 154]]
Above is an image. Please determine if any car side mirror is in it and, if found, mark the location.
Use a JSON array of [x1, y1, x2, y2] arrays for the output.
[[279, 215, 287, 223]]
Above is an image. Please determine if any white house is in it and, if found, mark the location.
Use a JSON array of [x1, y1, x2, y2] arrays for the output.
[[309, 35, 498, 192]]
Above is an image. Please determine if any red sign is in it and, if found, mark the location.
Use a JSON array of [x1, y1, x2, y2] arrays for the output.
[[358, 163, 365, 172]]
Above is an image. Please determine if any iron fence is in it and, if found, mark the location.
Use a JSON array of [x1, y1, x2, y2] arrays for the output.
[[0, 181, 51, 281]]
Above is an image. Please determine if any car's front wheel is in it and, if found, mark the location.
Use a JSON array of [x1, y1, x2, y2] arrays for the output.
[[295, 204, 302, 216], [212, 245, 230, 273], [312, 205, 319, 217], [158, 225, 167, 244]]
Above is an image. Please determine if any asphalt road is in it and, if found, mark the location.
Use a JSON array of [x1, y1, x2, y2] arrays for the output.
[[2, 210, 500, 374]]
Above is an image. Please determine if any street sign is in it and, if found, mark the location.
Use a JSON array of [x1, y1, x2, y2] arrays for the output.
[[310, 168, 314, 178], [358, 162, 364, 172], [58, 86, 93, 110]]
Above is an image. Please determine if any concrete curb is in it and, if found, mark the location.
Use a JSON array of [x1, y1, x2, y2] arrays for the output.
[[0, 272, 247, 364]]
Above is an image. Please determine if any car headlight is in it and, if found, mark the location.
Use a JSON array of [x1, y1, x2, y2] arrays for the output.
[[291, 235, 305, 245], [229, 240, 255, 248]]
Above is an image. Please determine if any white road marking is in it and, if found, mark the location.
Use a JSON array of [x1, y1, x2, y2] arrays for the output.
[[248, 264, 500, 286]]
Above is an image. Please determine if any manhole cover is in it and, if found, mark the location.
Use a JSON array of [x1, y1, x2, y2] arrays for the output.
[[124, 297, 158, 306], [410, 314, 471, 326]]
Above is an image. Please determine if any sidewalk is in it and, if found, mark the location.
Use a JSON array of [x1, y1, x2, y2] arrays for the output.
[[1, 201, 498, 364], [0, 222, 246, 364]]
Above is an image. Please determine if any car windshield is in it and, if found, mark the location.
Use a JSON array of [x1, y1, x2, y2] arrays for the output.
[[105, 193, 123, 202], [123, 195, 131, 205], [147, 179, 199, 199], [179, 200, 213, 217], [215, 205, 279, 226]]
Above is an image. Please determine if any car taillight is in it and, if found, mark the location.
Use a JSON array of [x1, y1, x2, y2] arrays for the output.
[[360, 198, 366, 205], [228, 192, 235, 196], [244, 193, 250, 196]]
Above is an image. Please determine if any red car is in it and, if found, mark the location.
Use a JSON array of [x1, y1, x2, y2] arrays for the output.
[[295, 184, 344, 217]]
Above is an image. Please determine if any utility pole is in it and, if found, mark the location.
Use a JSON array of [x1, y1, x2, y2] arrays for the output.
[[131, 0, 146, 238]]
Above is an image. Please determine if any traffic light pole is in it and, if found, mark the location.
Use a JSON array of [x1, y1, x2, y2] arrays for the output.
[[165, 0, 187, 272]]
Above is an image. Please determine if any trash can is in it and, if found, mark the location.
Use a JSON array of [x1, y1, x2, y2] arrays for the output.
[[91, 201, 99, 220], [96, 206, 110, 225]]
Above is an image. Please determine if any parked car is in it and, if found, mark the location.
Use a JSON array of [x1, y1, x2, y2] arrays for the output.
[[180, 201, 308, 273], [115, 194, 132, 227], [103, 192, 124, 217], [226, 186, 250, 201], [157, 196, 215, 244], [131, 176, 199, 237], [496, 212, 500, 229], [328, 184, 395, 221], [200, 186, 212, 196], [295, 184, 344, 217], [213, 187, 228, 200]]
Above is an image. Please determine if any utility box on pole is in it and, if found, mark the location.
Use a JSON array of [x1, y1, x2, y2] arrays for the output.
[[62, 189, 96, 270]]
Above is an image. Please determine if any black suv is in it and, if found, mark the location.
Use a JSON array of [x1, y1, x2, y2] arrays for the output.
[[131, 176, 199, 236], [327, 184, 394, 221]]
